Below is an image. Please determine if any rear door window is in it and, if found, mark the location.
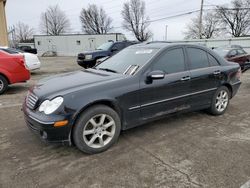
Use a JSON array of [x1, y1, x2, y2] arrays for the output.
[[187, 47, 209, 69], [237, 49, 247, 55], [208, 53, 220, 66]]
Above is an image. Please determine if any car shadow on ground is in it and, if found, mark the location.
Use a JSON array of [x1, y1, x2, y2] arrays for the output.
[[5, 85, 30, 95], [29, 111, 202, 157]]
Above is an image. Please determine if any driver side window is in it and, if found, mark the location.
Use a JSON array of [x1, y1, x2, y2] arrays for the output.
[[112, 43, 124, 51], [152, 48, 186, 74]]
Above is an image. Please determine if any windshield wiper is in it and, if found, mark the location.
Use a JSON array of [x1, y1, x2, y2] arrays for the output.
[[98, 68, 118, 73]]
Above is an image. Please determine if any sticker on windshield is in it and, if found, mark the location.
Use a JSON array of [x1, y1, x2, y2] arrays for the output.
[[135, 49, 153, 54]]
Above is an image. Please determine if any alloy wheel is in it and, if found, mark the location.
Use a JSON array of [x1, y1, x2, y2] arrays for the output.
[[0, 80, 3, 91], [83, 114, 116, 149], [215, 90, 229, 112]]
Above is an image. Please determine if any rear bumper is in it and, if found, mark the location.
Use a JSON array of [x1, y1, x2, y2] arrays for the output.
[[27, 61, 41, 71], [231, 81, 241, 98]]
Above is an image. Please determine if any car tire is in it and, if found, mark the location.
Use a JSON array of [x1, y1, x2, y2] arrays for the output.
[[208, 86, 230, 116], [0, 75, 8, 95], [73, 105, 121, 154]]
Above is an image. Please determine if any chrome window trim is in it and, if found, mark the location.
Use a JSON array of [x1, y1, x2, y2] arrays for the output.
[[128, 88, 217, 110]]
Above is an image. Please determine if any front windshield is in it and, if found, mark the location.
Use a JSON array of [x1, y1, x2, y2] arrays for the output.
[[96, 47, 159, 74], [96, 42, 114, 50], [214, 49, 229, 57]]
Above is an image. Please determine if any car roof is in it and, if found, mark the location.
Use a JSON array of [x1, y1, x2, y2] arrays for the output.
[[129, 42, 209, 50]]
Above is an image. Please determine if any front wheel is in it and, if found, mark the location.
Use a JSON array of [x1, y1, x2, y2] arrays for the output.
[[208, 86, 230, 115], [73, 105, 121, 154]]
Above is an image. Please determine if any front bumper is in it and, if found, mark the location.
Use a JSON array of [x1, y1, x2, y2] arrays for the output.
[[77, 59, 96, 68], [23, 104, 72, 144]]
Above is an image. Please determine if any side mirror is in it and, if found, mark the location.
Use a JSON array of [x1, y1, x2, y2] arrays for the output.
[[111, 47, 118, 52], [146, 70, 165, 83]]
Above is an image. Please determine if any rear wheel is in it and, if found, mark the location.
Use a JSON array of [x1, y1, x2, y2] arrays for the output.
[[0, 75, 8, 95], [208, 86, 230, 115], [73, 105, 121, 154]]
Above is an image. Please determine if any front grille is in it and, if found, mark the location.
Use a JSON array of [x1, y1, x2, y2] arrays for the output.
[[26, 92, 38, 110], [78, 54, 85, 60]]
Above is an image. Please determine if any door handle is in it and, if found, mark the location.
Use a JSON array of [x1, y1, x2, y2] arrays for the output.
[[213, 70, 221, 75], [181, 76, 191, 81]]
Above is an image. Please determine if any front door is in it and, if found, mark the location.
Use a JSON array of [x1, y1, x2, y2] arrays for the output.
[[139, 47, 191, 120]]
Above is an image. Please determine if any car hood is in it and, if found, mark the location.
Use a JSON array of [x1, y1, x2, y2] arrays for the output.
[[32, 69, 123, 98]]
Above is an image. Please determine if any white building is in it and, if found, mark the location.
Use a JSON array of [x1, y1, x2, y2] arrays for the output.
[[34, 33, 126, 56], [170, 37, 250, 53]]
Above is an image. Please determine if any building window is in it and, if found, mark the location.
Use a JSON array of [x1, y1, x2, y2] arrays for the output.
[[76, 40, 81, 45], [37, 41, 41, 45]]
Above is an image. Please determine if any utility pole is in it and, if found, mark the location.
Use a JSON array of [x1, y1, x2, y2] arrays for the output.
[[199, 0, 204, 39], [165, 25, 168, 41], [45, 13, 49, 35]]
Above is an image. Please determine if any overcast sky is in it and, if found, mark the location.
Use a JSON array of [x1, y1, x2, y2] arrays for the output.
[[6, 0, 230, 40]]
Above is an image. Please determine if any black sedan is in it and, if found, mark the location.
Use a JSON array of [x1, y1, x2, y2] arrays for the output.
[[23, 43, 241, 154]]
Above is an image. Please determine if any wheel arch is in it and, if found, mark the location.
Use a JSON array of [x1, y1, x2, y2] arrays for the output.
[[70, 99, 122, 143], [222, 83, 233, 98], [0, 72, 10, 84]]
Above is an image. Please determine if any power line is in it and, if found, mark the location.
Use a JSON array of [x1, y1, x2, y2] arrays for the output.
[[112, 9, 200, 29]]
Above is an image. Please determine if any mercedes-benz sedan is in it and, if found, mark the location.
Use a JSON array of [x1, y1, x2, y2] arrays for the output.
[[23, 43, 241, 154]]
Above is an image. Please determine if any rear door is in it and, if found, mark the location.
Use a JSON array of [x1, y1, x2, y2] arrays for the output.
[[139, 47, 192, 120], [186, 47, 222, 108]]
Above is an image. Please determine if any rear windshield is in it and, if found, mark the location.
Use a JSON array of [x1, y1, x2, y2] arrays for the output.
[[0, 48, 20, 54]]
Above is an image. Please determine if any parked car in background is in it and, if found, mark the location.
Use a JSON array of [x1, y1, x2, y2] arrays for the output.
[[17, 45, 37, 54], [23, 43, 241, 154], [0, 50, 30, 94], [213, 47, 250, 72], [0, 47, 41, 71], [77, 40, 138, 68], [96, 56, 109, 65]]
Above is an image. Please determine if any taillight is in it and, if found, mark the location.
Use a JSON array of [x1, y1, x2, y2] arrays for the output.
[[236, 68, 241, 80]]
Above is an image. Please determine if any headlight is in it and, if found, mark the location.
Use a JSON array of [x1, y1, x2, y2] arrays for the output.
[[39, 97, 64, 115], [85, 54, 92, 60]]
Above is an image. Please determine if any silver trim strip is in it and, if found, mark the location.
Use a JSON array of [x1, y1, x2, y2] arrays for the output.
[[128, 88, 217, 110], [28, 115, 55, 125], [231, 81, 241, 86], [129, 105, 141, 110]]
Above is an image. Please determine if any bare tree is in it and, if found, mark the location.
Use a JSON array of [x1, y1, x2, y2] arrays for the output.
[[122, 0, 151, 42], [40, 5, 71, 35], [80, 4, 113, 34], [14, 22, 34, 42], [184, 12, 221, 39], [217, 0, 250, 37]]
